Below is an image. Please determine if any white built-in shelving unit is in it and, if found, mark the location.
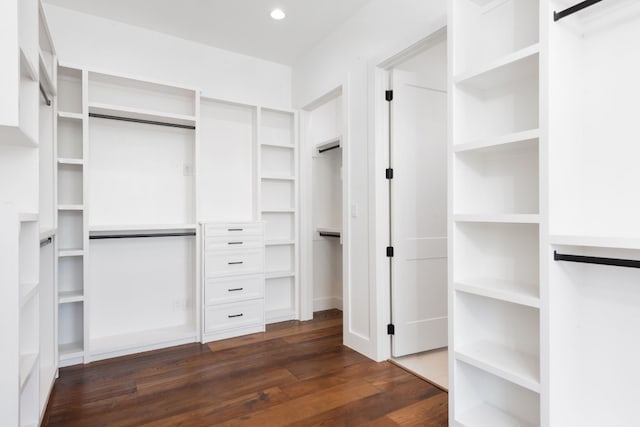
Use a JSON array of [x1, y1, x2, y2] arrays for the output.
[[56, 64, 87, 367], [260, 108, 299, 323], [449, 0, 542, 425]]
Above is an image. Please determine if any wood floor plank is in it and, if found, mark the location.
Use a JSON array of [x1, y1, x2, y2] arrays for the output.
[[43, 310, 448, 426]]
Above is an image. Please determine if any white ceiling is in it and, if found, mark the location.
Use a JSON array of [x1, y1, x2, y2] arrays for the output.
[[43, 0, 371, 65]]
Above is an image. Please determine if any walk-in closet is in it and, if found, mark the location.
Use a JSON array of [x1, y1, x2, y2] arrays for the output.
[[3, 0, 640, 425]]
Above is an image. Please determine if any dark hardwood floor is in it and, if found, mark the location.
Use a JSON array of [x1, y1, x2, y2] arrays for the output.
[[43, 310, 448, 426]]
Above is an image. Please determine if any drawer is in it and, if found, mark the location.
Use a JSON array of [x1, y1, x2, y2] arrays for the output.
[[205, 249, 264, 278], [205, 223, 263, 238], [205, 276, 264, 305], [205, 300, 264, 332], [205, 235, 263, 251]]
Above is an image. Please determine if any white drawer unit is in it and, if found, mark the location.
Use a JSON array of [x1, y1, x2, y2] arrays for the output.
[[205, 275, 264, 305], [202, 222, 265, 343], [204, 249, 264, 278], [204, 223, 263, 238], [205, 300, 265, 333]]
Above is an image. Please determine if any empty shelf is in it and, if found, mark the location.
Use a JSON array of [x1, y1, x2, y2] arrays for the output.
[[455, 279, 540, 308], [266, 271, 295, 279], [59, 249, 84, 258], [59, 342, 84, 361], [89, 102, 197, 128], [59, 290, 84, 304], [57, 158, 84, 166], [457, 402, 536, 427], [58, 111, 83, 120], [454, 214, 540, 224], [265, 240, 296, 246], [58, 205, 84, 211], [454, 129, 539, 154], [456, 341, 540, 392]]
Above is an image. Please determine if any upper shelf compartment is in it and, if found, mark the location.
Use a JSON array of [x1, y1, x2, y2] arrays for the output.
[[552, 0, 640, 35], [453, 0, 539, 76], [88, 72, 197, 118]]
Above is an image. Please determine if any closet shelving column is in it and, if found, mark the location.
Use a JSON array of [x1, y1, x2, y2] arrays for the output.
[[259, 107, 299, 323], [56, 64, 87, 367], [86, 71, 198, 360], [449, 0, 543, 425]]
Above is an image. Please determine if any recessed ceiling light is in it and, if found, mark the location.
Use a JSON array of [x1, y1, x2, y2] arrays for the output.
[[270, 8, 286, 20]]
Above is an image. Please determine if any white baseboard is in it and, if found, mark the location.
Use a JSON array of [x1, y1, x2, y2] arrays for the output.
[[313, 296, 343, 312]]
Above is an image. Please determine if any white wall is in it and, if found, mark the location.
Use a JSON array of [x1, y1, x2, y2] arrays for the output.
[[293, 0, 446, 361], [43, 5, 292, 109]]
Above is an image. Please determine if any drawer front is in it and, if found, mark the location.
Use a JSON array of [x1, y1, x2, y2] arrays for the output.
[[205, 235, 263, 251], [205, 223, 263, 238], [205, 249, 264, 278], [205, 300, 264, 332], [205, 276, 264, 305]]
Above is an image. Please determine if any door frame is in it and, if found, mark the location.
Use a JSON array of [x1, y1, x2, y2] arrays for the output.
[[368, 23, 447, 361]]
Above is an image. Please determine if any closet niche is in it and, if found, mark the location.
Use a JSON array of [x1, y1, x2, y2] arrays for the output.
[[309, 91, 343, 312]]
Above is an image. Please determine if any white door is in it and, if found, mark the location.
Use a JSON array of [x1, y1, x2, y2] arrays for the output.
[[390, 68, 448, 357]]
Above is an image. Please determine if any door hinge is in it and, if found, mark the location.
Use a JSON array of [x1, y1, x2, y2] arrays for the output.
[[387, 324, 395, 335], [385, 90, 393, 102], [386, 246, 394, 257], [385, 168, 393, 179]]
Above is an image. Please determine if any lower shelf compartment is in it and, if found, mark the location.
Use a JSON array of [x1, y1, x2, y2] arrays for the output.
[[90, 324, 196, 359], [456, 402, 536, 427], [59, 342, 84, 361]]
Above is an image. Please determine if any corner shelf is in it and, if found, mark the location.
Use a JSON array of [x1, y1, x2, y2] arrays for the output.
[[456, 341, 540, 393]]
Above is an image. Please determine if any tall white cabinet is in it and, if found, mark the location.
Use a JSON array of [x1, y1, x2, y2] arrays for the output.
[[449, 0, 542, 425]]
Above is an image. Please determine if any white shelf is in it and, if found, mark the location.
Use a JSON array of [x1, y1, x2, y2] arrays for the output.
[[455, 279, 539, 309], [261, 142, 295, 149], [90, 324, 196, 355], [315, 135, 342, 153], [39, 228, 57, 241], [58, 205, 84, 211], [454, 129, 539, 154], [88, 102, 197, 127], [456, 341, 540, 393], [58, 111, 83, 121], [89, 223, 197, 233], [266, 271, 296, 280], [59, 290, 84, 304], [38, 49, 56, 95], [19, 354, 39, 391], [456, 402, 536, 427], [550, 234, 640, 251], [454, 214, 540, 224], [57, 158, 84, 166], [59, 249, 84, 258], [455, 44, 540, 90], [261, 209, 295, 213], [19, 213, 39, 222], [59, 342, 84, 360], [261, 175, 296, 181], [20, 282, 39, 307], [265, 240, 296, 246], [20, 47, 38, 82]]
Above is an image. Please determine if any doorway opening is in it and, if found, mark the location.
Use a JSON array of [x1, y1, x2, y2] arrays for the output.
[[383, 28, 449, 390]]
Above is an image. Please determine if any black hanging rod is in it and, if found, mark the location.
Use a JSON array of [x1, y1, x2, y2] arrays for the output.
[[90, 232, 196, 240], [318, 144, 340, 154], [553, 250, 640, 269], [319, 231, 341, 238], [554, 0, 602, 21], [89, 113, 196, 130], [39, 83, 51, 106], [40, 236, 53, 247]]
